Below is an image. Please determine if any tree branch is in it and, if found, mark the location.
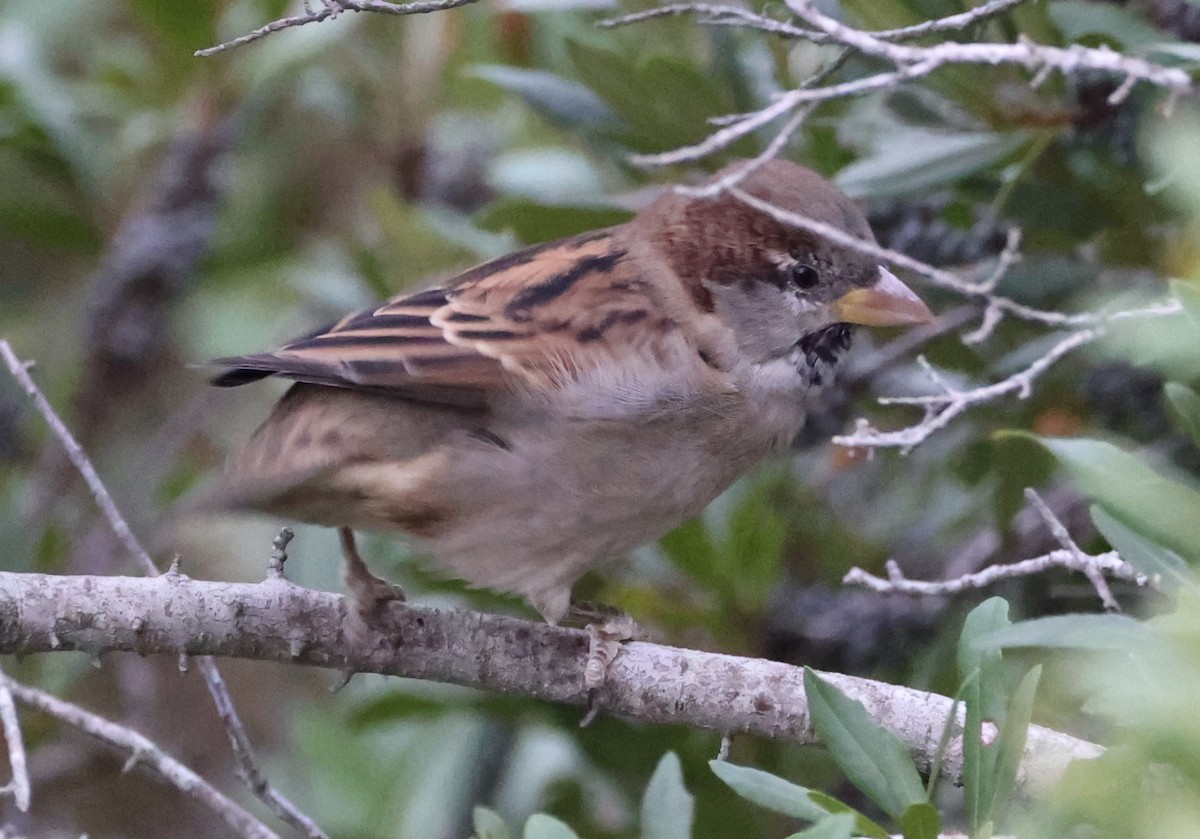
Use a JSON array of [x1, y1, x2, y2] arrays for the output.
[[0, 667, 30, 814], [0, 669, 280, 839], [0, 339, 326, 839], [0, 570, 1102, 796], [195, 0, 482, 57]]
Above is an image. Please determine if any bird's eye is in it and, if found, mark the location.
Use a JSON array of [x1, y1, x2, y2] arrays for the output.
[[789, 263, 820, 291]]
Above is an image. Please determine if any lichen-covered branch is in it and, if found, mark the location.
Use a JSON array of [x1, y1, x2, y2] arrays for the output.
[[0, 569, 1101, 796]]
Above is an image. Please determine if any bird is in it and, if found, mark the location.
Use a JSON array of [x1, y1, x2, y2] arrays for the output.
[[206, 158, 932, 685]]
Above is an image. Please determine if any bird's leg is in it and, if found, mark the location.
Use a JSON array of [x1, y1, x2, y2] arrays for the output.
[[565, 600, 643, 726], [338, 527, 405, 677]]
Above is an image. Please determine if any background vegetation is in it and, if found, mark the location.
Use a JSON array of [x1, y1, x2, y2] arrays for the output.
[[1, 0, 1199, 836]]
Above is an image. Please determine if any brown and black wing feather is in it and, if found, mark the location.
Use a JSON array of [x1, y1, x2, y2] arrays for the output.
[[209, 228, 656, 406]]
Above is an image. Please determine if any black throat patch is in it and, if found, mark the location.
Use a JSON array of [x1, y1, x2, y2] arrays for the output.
[[795, 323, 853, 386]]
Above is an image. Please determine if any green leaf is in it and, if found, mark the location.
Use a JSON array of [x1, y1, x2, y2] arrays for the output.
[[566, 40, 654, 145], [979, 614, 1151, 652], [564, 40, 735, 154], [469, 66, 624, 133], [803, 669, 926, 820], [1009, 434, 1200, 565], [660, 518, 724, 594], [709, 761, 828, 822], [348, 692, 462, 728], [724, 475, 790, 608], [641, 752, 694, 839], [958, 598, 1011, 835], [989, 665, 1042, 822], [710, 762, 888, 839], [475, 807, 514, 839], [631, 55, 730, 151], [487, 149, 606, 206], [1142, 42, 1200, 64], [124, 0, 216, 53], [836, 129, 1029, 199], [957, 599, 1009, 703], [477, 198, 633, 244], [523, 814, 581, 839], [1165, 382, 1200, 447], [1050, 0, 1166, 48], [1170, 279, 1200, 329], [1091, 505, 1196, 595], [804, 792, 890, 839], [784, 814, 856, 839], [899, 802, 942, 839]]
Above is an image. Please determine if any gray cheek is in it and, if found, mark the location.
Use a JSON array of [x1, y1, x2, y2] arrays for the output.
[[710, 283, 801, 360]]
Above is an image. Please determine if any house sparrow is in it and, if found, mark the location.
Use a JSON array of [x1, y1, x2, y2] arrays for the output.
[[209, 159, 932, 681]]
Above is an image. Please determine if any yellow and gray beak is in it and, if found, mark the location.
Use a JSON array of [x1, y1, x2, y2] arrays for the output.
[[834, 267, 933, 327]]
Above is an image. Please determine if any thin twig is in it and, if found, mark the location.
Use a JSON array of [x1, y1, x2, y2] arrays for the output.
[[631, 88, 813, 167], [627, 0, 1189, 168], [784, 0, 1190, 95], [0, 342, 154, 573], [599, 4, 819, 38], [727, 188, 1183, 327], [0, 339, 328, 839], [601, 0, 1029, 41], [871, 0, 1030, 40], [844, 547, 1146, 598], [676, 107, 814, 197], [689, 183, 1183, 452], [0, 672, 280, 839], [196, 0, 481, 57], [1024, 488, 1121, 610], [971, 227, 1023, 295], [0, 667, 30, 813], [832, 330, 1098, 452], [844, 486, 1147, 605]]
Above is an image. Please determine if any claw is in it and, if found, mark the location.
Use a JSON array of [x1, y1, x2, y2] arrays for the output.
[[570, 602, 641, 726], [338, 528, 405, 683]]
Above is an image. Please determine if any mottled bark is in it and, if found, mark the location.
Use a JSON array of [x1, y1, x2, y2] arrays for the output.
[[0, 570, 1100, 795]]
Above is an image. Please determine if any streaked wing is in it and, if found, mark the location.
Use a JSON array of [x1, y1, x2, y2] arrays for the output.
[[210, 228, 669, 406]]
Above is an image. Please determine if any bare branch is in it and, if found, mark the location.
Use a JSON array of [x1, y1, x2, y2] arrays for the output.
[[599, 4, 819, 39], [0, 671, 279, 839], [844, 489, 1147, 605], [870, 0, 1030, 40], [626, 0, 1190, 167], [844, 550, 1144, 596], [0, 340, 326, 839], [601, 0, 1030, 41], [679, 187, 1185, 451], [0, 570, 1103, 796], [784, 0, 1191, 101], [833, 330, 1095, 452], [0, 668, 30, 813], [196, 0, 481, 57], [971, 227, 1023, 295], [631, 88, 813, 167], [677, 107, 814, 198], [0, 341, 155, 574], [194, 657, 328, 839], [1024, 488, 1122, 610], [727, 188, 1183, 325]]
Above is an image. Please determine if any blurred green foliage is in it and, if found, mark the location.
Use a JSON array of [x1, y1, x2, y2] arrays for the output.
[[2, 0, 1200, 836]]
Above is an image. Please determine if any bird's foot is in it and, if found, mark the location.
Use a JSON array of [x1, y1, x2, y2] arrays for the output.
[[336, 527, 405, 688], [567, 601, 643, 726]]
